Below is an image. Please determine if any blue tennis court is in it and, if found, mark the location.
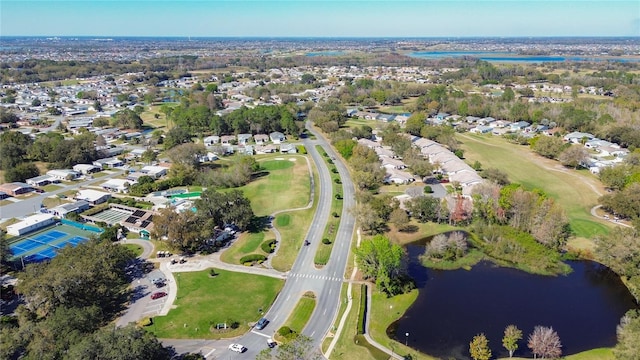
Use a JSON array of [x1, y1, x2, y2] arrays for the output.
[[9, 224, 97, 265]]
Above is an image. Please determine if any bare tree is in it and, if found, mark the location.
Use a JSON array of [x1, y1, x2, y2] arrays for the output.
[[528, 326, 562, 359]]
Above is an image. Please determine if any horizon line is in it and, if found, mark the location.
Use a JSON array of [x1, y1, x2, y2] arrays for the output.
[[2, 35, 640, 39]]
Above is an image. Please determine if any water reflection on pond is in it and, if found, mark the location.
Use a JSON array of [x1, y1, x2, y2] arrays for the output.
[[388, 241, 639, 359]]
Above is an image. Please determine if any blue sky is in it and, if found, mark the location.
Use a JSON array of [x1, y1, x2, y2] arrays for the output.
[[1, 1, 639, 37]]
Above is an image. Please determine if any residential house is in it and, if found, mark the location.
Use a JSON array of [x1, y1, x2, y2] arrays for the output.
[[563, 131, 595, 144], [0, 182, 34, 196], [50, 200, 90, 217], [75, 189, 111, 205], [26, 175, 56, 187], [270, 131, 286, 144], [73, 164, 101, 174], [374, 147, 395, 159], [93, 157, 124, 169], [140, 165, 168, 179], [357, 138, 380, 149], [254, 134, 269, 145], [279, 143, 297, 154], [101, 179, 132, 193], [46, 169, 80, 181], [245, 145, 254, 155], [237, 133, 252, 145], [204, 135, 220, 146], [413, 137, 438, 149], [220, 135, 235, 145], [380, 156, 406, 170], [255, 144, 277, 154], [470, 125, 494, 134], [510, 121, 530, 131], [384, 169, 415, 185]]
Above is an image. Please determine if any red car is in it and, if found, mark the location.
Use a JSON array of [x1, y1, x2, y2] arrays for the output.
[[151, 291, 167, 300]]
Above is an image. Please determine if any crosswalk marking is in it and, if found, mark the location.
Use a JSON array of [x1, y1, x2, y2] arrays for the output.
[[287, 273, 343, 282]]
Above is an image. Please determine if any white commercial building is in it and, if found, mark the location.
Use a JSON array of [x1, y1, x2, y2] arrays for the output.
[[7, 213, 56, 236]]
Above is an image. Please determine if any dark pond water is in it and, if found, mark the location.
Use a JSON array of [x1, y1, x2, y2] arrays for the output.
[[388, 242, 639, 360]]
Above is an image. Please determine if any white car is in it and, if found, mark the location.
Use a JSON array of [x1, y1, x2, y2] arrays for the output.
[[228, 343, 246, 353]]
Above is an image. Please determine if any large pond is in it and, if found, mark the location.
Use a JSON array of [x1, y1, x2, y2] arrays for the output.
[[388, 242, 639, 359]]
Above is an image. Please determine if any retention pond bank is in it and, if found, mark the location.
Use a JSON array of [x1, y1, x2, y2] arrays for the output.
[[388, 242, 639, 359]]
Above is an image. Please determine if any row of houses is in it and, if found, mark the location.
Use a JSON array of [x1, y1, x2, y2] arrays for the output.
[[356, 134, 484, 195], [204, 131, 287, 146]]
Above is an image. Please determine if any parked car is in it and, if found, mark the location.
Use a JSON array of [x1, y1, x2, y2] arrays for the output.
[[255, 317, 269, 330], [228, 343, 246, 353], [151, 291, 167, 300]]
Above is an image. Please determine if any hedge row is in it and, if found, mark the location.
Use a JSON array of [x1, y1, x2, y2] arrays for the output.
[[239, 254, 267, 265], [357, 284, 367, 335], [261, 239, 277, 253], [81, 203, 109, 216]]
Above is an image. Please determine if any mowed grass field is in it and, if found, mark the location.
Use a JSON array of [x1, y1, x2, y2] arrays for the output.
[[240, 157, 311, 217], [150, 268, 283, 339], [456, 133, 611, 241]]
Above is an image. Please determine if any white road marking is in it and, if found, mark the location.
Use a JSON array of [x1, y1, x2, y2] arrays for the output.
[[286, 295, 291, 301], [311, 331, 316, 337], [251, 330, 272, 338], [204, 348, 216, 358]]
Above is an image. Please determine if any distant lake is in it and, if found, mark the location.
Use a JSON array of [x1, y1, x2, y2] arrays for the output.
[[408, 51, 640, 63], [388, 242, 639, 359], [306, 51, 345, 56]]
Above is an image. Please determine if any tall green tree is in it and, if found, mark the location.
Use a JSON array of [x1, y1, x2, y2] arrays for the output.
[[66, 324, 171, 360], [17, 239, 135, 318], [355, 235, 411, 296], [502, 324, 523, 358]]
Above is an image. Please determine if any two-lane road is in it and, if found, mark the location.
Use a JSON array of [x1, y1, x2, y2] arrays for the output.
[[213, 125, 357, 359]]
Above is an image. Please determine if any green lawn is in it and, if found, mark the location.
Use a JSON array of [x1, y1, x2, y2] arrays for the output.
[[149, 268, 283, 339], [504, 347, 613, 360], [369, 288, 437, 360], [315, 147, 344, 266], [41, 197, 71, 208], [271, 209, 315, 271], [284, 293, 316, 333], [42, 184, 63, 192], [121, 243, 144, 257], [237, 157, 311, 217], [325, 284, 383, 360], [220, 231, 274, 264], [456, 133, 611, 240]]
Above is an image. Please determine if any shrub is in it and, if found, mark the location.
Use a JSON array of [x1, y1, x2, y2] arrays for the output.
[[332, 211, 340, 218], [209, 269, 217, 277], [334, 178, 341, 184], [327, 159, 334, 164], [239, 254, 267, 265], [331, 167, 338, 173], [335, 193, 342, 200], [423, 185, 433, 194], [357, 284, 367, 334], [137, 317, 153, 327], [296, 145, 307, 154], [322, 238, 331, 245], [278, 326, 293, 336], [261, 239, 277, 253]]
